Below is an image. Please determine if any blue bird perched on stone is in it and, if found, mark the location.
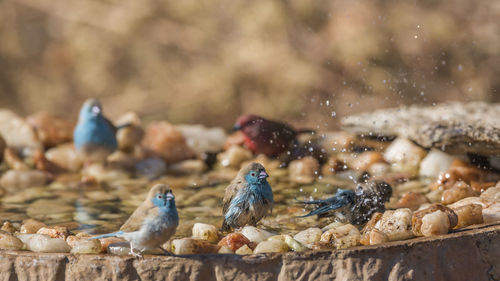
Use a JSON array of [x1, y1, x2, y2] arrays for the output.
[[73, 98, 118, 163], [221, 162, 274, 231], [90, 184, 179, 257]]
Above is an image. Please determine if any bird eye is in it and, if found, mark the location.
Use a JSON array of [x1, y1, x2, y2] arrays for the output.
[[251, 172, 256, 177], [158, 195, 162, 199]]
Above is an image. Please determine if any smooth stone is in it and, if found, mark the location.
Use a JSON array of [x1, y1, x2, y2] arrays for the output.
[[419, 149, 458, 178], [20, 219, 47, 234], [216, 145, 252, 169], [135, 158, 167, 180], [0, 109, 41, 149], [217, 233, 252, 252], [0, 230, 24, 250], [374, 208, 415, 241], [235, 244, 253, 255], [171, 238, 219, 255], [293, 227, 322, 245], [141, 121, 195, 164], [239, 226, 275, 243], [70, 239, 102, 254], [191, 223, 219, 243], [27, 111, 74, 148], [26, 234, 71, 253], [83, 163, 131, 182], [288, 157, 320, 184], [45, 144, 83, 172], [177, 125, 227, 155], [253, 240, 289, 254], [169, 160, 208, 175], [0, 170, 48, 191]]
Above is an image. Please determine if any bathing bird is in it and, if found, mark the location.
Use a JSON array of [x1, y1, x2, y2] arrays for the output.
[[90, 184, 179, 257], [233, 114, 314, 158], [221, 162, 274, 231], [73, 98, 118, 163], [298, 180, 392, 225]]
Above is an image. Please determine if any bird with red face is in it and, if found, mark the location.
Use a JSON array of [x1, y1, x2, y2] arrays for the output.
[[233, 114, 313, 158]]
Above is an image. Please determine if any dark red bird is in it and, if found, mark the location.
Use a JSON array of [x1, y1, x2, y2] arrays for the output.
[[233, 114, 313, 157]]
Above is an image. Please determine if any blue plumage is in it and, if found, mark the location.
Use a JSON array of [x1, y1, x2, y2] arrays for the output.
[[90, 184, 179, 257], [221, 162, 274, 231], [73, 99, 118, 162]]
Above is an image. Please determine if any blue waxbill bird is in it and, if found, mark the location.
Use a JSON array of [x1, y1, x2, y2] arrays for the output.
[[298, 180, 392, 225], [221, 162, 274, 231], [90, 184, 179, 257], [73, 98, 118, 163]]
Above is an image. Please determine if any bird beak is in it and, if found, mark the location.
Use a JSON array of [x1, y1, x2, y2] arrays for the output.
[[258, 170, 269, 179], [232, 124, 242, 132], [166, 191, 175, 200], [91, 105, 101, 116]]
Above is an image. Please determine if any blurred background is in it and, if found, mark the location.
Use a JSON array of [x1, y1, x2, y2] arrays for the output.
[[0, 0, 499, 130]]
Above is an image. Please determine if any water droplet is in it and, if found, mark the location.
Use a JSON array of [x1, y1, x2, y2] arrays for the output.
[[331, 111, 337, 117], [458, 64, 463, 71]]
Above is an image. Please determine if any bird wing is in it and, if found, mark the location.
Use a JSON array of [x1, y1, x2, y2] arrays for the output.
[[222, 179, 245, 214], [120, 205, 158, 232]]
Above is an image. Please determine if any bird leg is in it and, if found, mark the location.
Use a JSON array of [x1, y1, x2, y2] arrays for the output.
[[129, 246, 143, 259]]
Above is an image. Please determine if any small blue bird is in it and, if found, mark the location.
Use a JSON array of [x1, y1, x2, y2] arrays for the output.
[[221, 162, 274, 231], [298, 180, 392, 225], [91, 184, 179, 257], [73, 99, 118, 163]]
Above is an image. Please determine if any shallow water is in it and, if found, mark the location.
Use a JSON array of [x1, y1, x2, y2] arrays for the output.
[[0, 169, 358, 237]]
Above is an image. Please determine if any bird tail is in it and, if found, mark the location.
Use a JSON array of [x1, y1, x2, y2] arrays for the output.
[[89, 231, 124, 240], [297, 197, 349, 218], [220, 220, 231, 232]]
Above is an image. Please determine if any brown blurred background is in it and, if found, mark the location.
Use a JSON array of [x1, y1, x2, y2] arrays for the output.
[[0, 0, 499, 130]]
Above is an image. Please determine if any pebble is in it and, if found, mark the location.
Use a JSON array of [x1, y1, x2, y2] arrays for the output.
[[441, 181, 479, 205], [419, 149, 458, 178], [169, 159, 208, 175], [0, 170, 48, 192], [412, 204, 457, 236], [288, 156, 320, 184], [217, 233, 252, 252], [177, 125, 227, 155], [320, 224, 360, 249], [384, 138, 427, 175], [217, 245, 234, 254], [191, 223, 219, 243], [216, 145, 252, 169], [83, 163, 131, 182], [480, 187, 500, 201], [27, 112, 74, 148], [26, 234, 71, 253], [19, 219, 47, 234], [293, 227, 322, 245], [0, 109, 41, 149], [253, 239, 289, 254], [396, 192, 430, 210], [70, 239, 102, 254], [171, 238, 219, 255], [135, 158, 167, 180], [45, 144, 83, 172], [36, 226, 69, 239], [141, 121, 195, 164], [1, 221, 17, 234], [349, 151, 385, 171], [374, 208, 414, 241], [0, 231, 24, 250], [482, 202, 500, 223], [450, 204, 483, 229], [235, 244, 253, 255], [116, 125, 144, 153], [239, 226, 275, 243]]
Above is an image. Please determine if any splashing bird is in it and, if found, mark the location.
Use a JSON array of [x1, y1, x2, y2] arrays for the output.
[[298, 180, 392, 225], [90, 184, 179, 257], [73, 99, 118, 163], [221, 162, 274, 231], [233, 114, 314, 158]]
